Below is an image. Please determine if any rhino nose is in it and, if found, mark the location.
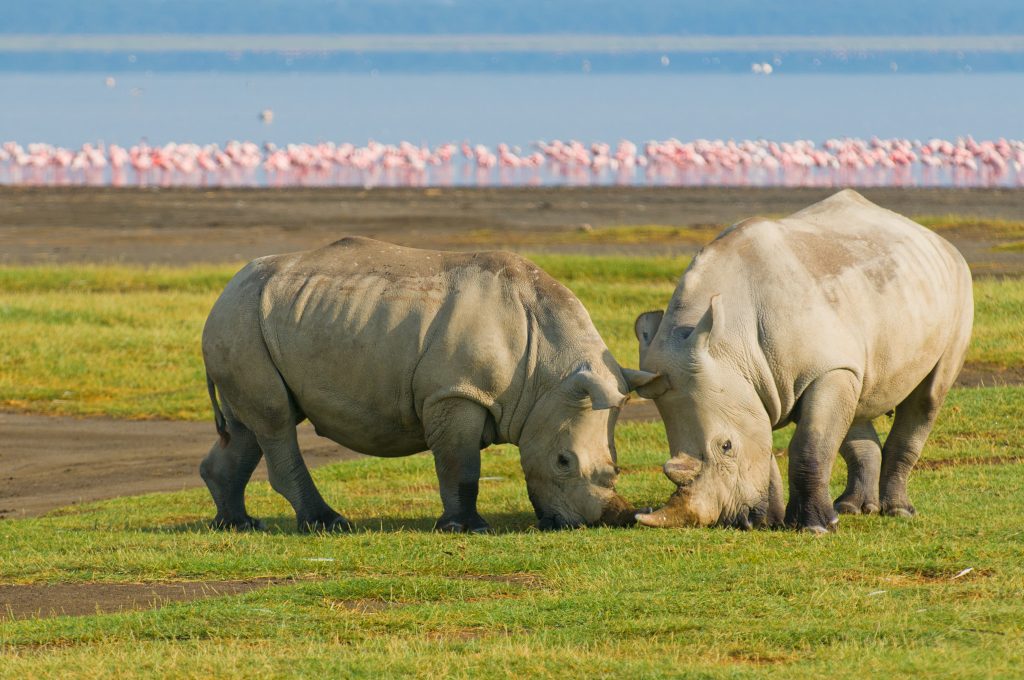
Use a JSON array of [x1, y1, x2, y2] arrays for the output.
[[663, 456, 701, 486]]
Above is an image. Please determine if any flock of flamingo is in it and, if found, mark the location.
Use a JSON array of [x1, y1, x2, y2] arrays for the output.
[[2, 137, 1023, 188]]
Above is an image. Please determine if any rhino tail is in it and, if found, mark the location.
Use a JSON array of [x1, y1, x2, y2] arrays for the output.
[[207, 374, 231, 448]]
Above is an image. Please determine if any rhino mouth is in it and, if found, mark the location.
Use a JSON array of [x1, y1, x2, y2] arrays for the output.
[[536, 515, 583, 531], [719, 503, 775, 530], [534, 495, 637, 530]]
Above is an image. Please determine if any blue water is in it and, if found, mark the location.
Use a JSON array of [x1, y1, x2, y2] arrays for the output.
[[3, 72, 1024, 146]]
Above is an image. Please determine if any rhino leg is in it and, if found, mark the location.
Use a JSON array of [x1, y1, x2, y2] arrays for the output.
[[880, 360, 954, 518], [199, 399, 265, 531], [425, 398, 491, 534], [785, 370, 861, 533], [257, 427, 353, 533], [834, 421, 881, 515]]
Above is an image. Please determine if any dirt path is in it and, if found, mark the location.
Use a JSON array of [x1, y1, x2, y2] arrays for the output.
[[0, 413, 362, 520], [2, 186, 1023, 273], [0, 578, 297, 621], [0, 402, 660, 520]]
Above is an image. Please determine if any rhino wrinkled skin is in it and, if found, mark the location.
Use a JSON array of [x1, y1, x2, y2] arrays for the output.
[[201, 237, 655, 533], [634, 190, 974, 532]]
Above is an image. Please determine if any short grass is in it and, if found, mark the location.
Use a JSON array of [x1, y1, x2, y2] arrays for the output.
[[451, 224, 716, 247], [454, 216, 1024, 250], [1, 387, 1023, 677], [916, 214, 1024, 239], [0, 257, 1020, 420], [993, 240, 1024, 253], [1, 253, 1023, 677]]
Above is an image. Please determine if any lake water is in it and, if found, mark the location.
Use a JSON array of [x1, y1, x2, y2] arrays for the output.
[[3, 71, 1024, 187], [4, 71, 1024, 146]]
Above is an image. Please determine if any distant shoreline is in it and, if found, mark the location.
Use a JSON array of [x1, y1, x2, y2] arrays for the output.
[[5, 34, 1024, 54]]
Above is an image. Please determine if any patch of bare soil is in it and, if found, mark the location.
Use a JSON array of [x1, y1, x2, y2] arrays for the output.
[[955, 362, 1024, 388], [0, 401, 655, 520], [451, 572, 544, 588], [0, 413, 361, 520], [619, 399, 659, 423], [324, 598, 405, 614], [0, 578, 296, 620], [725, 649, 796, 666], [915, 455, 1024, 471], [2, 186, 1023, 274]]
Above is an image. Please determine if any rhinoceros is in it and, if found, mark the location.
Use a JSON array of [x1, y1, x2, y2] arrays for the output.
[[201, 237, 655, 533], [633, 190, 973, 532]]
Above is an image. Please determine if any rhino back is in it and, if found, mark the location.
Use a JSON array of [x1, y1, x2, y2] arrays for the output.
[[668, 190, 972, 421], [251, 237, 583, 454]]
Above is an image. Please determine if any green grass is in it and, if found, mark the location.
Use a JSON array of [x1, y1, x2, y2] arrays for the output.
[[916, 214, 1024, 239], [2, 256, 1024, 676], [453, 224, 716, 247], [0, 258, 1021, 420], [1, 388, 1023, 677], [455, 216, 1024, 251], [993, 240, 1024, 253]]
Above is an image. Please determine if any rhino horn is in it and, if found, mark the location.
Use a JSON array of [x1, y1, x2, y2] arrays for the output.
[[635, 492, 696, 528]]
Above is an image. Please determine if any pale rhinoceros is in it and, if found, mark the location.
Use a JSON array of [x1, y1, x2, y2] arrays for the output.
[[201, 237, 655, 533], [633, 190, 973, 532]]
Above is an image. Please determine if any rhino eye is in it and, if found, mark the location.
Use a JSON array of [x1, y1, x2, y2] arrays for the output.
[[557, 453, 571, 469], [722, 440, 733, 454]]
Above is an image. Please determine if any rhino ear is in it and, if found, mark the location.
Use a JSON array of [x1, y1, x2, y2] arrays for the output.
[[634, 310, 664, 358], [621, 367, 659, 391], [621, 368, 661, 393], [687, 295, 724, 353], [633, 371, 670, 400], [567, 368, 627, 411]]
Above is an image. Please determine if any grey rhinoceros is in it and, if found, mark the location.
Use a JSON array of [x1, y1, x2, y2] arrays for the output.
[[633, 189, 973, 532], [201, 237, 655, 533]]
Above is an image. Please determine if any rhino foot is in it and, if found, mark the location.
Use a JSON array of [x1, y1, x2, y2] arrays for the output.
[[785, 495, 839, 533], [799, 524, 833, 536], [834, 492, 880, 516], [210, 515, 265, 531], [299, 513, 353, 534], [880, 502, 916, 518], [435, 513, 492, 534]]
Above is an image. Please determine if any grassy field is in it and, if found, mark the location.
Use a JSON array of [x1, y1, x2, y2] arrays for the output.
[[1, 254, 1023, 677], [1, 255, 1022, 420], [1, 396, 1023, 677]]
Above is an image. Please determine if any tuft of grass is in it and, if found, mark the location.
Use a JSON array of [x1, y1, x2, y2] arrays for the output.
[[453, 224, 718, 248], [0, 264, 240, 294], [529, 252, 687, 285], [914, 214, 1024, 239], [970, 277, 1024, 368], [993, 240, 1024, 253]]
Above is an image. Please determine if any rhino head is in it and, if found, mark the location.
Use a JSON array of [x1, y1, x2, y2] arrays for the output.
[[631, 297, 785, 529], [519, 362, 658, 530]]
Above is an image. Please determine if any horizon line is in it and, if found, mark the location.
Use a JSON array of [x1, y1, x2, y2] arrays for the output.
[[5, 34, 1024, 53]]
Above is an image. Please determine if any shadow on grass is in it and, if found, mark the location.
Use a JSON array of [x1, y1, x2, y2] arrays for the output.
[[145, 511, 547, 536]]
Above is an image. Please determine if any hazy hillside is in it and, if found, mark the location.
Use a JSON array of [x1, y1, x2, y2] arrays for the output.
[[5, 0, 1024, 36]]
